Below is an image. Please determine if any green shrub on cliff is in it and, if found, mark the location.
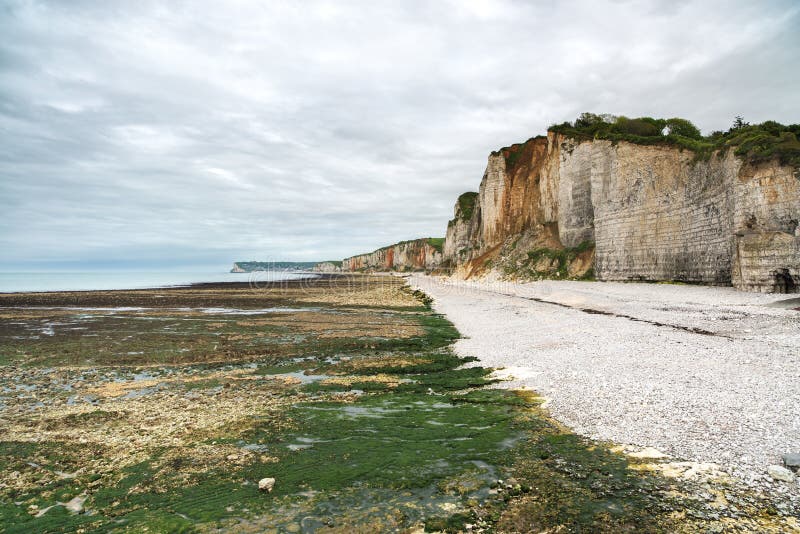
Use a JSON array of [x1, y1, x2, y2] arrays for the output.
[[456, 192, 478, 221], [520, 241, 595, 280], [550, 113, 800, 171], [724, 125, 800, 168], [664, 117, 703, 139], [426, 237, 445, 252]]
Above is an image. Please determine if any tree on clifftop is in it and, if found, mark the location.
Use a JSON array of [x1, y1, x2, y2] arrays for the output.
[[732, 116, 750, 130]]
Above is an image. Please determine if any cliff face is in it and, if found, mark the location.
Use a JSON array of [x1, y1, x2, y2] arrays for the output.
[[444, 132, 800, 292], [443, 192, 481, 265], [312, 261, 342, 273], [342, 238, 443, 272]]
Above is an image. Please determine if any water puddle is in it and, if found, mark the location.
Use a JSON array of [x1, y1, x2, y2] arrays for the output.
[[123, 385, 162, 399], [239, 442, 271, 453], [267, 370, 328, 384], [198, 307, 317, 315]]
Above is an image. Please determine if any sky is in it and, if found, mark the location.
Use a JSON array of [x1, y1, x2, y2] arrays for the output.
[[1, 0, 799, 270]]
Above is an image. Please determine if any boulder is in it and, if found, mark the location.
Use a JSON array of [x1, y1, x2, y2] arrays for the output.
[[258, 477, 276, 492], [64, 495, 86, 514], [767, 465, 795, 482]]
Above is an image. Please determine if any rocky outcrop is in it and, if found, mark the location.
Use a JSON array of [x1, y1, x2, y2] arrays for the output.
[[312, 261, 342, 273], [342, 239, 443, 272], [733, 231, 799, 292], [444, 132, 800, 292], [443, 192, 480, 266]]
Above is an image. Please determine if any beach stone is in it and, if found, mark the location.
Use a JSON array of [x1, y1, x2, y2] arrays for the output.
[[258, 477, 275, 492], [629, 447, 667, 460], [64, 495, 86, 514], [767, 465, 795, 482], [782, 452, 800, 471]]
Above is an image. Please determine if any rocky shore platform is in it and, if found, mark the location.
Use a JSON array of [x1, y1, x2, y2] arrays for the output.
[[1, 275, 797, 532]]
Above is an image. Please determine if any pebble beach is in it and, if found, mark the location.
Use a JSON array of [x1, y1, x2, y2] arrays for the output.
[[411, 275, 800, 498]]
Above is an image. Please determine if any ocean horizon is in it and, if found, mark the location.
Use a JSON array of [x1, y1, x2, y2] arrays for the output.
[[0, 270, 317, 293]]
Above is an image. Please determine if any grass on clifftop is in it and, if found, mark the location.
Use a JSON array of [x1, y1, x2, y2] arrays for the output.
[[426, 237, 445, 252], [549, 113, 800, 171]]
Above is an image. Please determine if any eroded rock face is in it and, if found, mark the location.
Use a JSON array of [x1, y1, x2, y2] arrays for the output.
[[313, 262, 342, 273], [733, 232, 800, 293], [342, 239, 443, 272], [444, 193, 481, 269], [443, 132, 800, 292]]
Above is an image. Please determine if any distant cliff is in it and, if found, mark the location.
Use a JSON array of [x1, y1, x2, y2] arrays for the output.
[[342, 238, 443, 272], [442, 114, 800, 293], [312, 261, 342, 273], [230, 261, 317, 273]]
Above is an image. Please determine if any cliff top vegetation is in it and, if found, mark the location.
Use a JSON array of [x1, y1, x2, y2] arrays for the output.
[[426, 238, 445, 252], [456, 192, 478, 221], [549, 113, 800, 170], [447, 192, 479, 228]]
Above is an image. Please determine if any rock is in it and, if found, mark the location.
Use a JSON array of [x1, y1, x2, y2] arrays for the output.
[[64, 495, 86, 514], [629, 447, 667, 460], [767, 465, 795, 482], [782, 452, 800, 471], [258, 477, 275, 492]]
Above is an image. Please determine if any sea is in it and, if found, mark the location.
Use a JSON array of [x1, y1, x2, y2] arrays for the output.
[[0, 270, 316, 293]]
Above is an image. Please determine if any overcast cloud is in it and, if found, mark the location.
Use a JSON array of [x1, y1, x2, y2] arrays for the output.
[[1, 0, 798, 269]]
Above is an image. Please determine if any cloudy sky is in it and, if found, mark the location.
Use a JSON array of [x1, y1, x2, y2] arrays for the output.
[[1, 0, 798, 270]]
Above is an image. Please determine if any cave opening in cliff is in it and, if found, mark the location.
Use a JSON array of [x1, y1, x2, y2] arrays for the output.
[[774, 268, 797, 293]]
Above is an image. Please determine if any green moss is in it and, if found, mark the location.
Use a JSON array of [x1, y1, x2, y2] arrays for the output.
[[182, 377, 223, 390], [425, 511, 474, 532], [401, 366, 496, 393]]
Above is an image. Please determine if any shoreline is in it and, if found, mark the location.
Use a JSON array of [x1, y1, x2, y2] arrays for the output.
[[411, 274, 800, 498]]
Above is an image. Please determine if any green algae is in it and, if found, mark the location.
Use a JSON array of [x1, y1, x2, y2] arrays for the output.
[[247, 394, 518, 494]]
